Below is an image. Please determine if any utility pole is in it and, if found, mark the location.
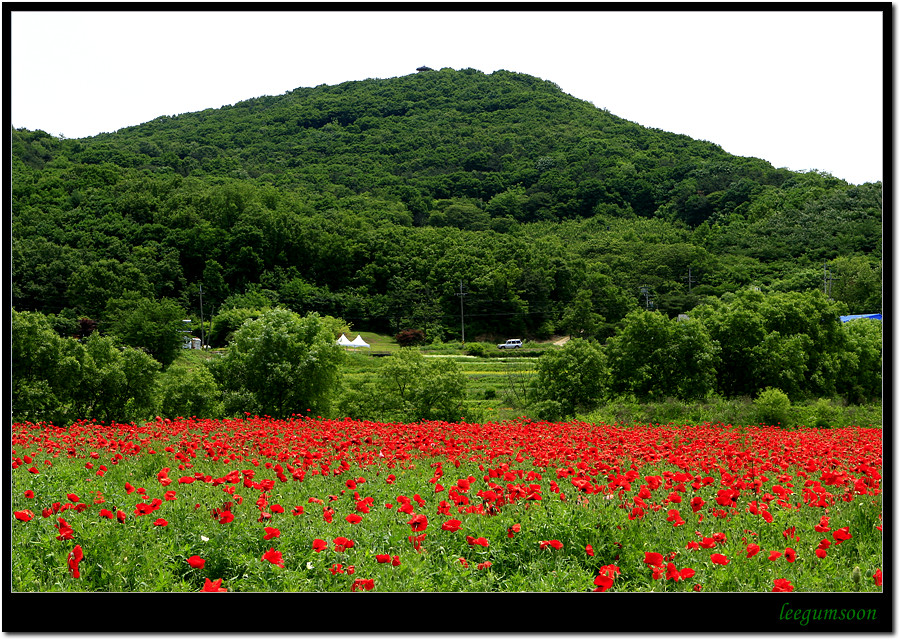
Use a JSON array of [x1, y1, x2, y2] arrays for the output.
[[199, 284, 205, 349], [823, 261, 837, 300], [456, 280, 468, 343], [640, 286, 653, 311], [682, 266, 697, 294]]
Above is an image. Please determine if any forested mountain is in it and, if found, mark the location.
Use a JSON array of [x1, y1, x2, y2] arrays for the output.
[[11, 67, 882, 342]]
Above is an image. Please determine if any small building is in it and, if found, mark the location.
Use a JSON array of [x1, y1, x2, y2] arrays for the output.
[[181, 319, 202, 349]]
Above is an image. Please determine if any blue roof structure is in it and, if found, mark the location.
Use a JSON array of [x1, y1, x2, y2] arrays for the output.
[[839, 314, 882, 323]]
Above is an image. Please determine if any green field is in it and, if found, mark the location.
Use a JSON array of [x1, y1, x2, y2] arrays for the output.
[[341, 337, 540, 424]]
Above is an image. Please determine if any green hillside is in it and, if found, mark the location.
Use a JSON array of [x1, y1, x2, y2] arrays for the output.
[[12, 66, 881, 342]]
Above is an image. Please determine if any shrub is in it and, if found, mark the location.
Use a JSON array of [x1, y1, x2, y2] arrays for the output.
[[156, 361, 222, 419], [396, 329, 426, 347], [754, 387, 792, 426], [208, 308, 344, 417], [466, 342, 490, 358]]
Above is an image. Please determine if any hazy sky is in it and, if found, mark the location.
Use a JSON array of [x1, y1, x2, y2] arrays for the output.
[[10, 8, 885, 185]]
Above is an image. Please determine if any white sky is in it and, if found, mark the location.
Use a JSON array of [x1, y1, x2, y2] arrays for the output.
[[10, 8, 885, 185]]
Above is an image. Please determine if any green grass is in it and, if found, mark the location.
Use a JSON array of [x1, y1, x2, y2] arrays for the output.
[[10, 420, 883, 593]]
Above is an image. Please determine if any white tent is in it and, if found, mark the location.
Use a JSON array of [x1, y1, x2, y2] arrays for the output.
[[350, 334, 371, 348], [337, 333, 354, 347]]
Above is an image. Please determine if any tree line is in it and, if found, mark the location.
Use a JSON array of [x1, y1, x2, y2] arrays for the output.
[[12, 288, 881, 427], [12, 69, 881, 345]]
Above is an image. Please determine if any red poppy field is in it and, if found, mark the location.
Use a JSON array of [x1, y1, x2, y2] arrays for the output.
[[10, 416, 883, 593]]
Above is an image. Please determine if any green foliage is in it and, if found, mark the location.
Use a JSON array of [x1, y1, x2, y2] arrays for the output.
[[558, 289, 604, 339], [837, 318, 883, 403], [156, 360, 222, 419], [9, 68, 882, 411], [691, 289, 849, 400], [208, 308, 344, 417], [754, 387, 792, 426], [465, 342, 491, 358], [373, 349, 468, 422], [530, 338, 606, 419], [605, 310, 718, 401], [208, 307, 267, 348], [104, 294, 187, 367], [12, 308, 160, 425]]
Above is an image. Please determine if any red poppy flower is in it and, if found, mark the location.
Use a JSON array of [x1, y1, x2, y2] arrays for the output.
[[874, 569, 882, 586], [313, 539, 327, 553], [13, 510, 34, 522], [67, 545, 83, 578], [459, 557, 469, 568], [56, 517, 74, 540], [134, 503, 155, 516], [833, 527, 852, 543], [333, 537, 354, 552], [710, 553, 729, 565], [585, 544, 594, 557], [386, 474, 396, 485], [540, 539, 562, 550], [665, 562, 682, 581], [666, 509, 685, 526], [784, 547, 797, 562], [768, 550, 783, 561], [391, 555, 401, 567], [699, 537, 717, 549], [345, 514, 363, 525], [323, 507, 335, 523], [187, 555, 206, 569], [218, 511, 234, 524], [153, 518, 168, 526], [467, 536, 490, 547], [477, 561, 492, 570], [292, 505, 305, 516], [593, 573, 614, 592], [814, 516, 831, 533], [746, 543, 761, 558], [164, 491, 177, 501], [815, 548, 828, 559], [772, 578, 794, 592], [66, 493, 79, 503], [679, 567, 696, 580], [409, 533, 427, 550], [330, 563, 345, 575], [261, 548, 284, 567], [271, 504, 284, 514], [408, 513, 428, 532], [442, 519, 462, 532], [263, 527, 281, 540], [99, 508, 114, 519], [644, 552, 664, 567], [23, 490, 34, 499], [116, 510, 127, 523], [375, 554, 391, 563], [351, 578, 375, 591], [201, 578, 227, 592]]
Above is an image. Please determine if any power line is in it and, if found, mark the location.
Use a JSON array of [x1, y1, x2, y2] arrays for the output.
[[456, 280, 468, 343]]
